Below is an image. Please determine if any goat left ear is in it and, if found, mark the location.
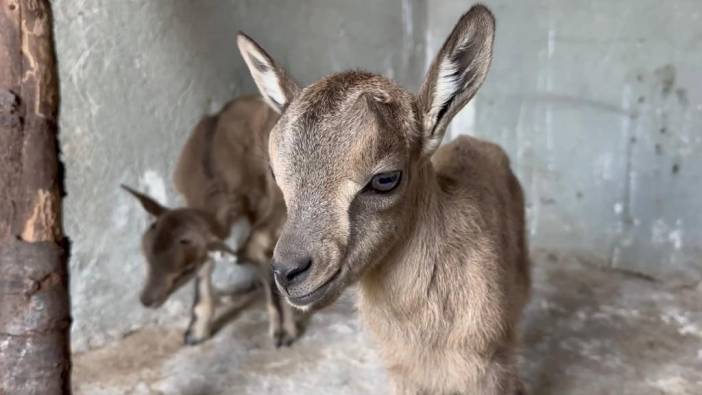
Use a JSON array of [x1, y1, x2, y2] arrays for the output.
[[121, 184, 167, 217], [417, 5, 495, 156], [237, 32, 300, 113]]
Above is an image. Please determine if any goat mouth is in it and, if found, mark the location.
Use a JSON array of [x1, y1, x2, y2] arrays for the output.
[[287, 268, 342, 307], [141, 294, 169, 309], [142, 272, 193, 309], [147, 298, 167, 309]]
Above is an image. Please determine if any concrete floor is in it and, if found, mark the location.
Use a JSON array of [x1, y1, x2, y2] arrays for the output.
[[72, 251, 702, 395]]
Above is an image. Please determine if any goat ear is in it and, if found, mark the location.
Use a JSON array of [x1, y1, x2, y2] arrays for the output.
[[417, 5, 495, 156], [207, 240, 238, 257], [121, 184, 167, 217], [237, 32, 300, 113]]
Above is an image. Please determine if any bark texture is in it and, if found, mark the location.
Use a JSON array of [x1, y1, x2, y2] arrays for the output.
[[0, 0, 70, 393]]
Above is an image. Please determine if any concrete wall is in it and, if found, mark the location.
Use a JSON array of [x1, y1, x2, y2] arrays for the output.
[[55, 0, 701, 351], [428, 0, 702, 280], [54, 0, 425, 352]]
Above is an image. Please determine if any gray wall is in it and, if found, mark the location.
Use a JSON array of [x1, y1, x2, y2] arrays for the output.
[[54, 0, 425, 352], [429, 0, 702, 280], [55, 0, 701, 351]]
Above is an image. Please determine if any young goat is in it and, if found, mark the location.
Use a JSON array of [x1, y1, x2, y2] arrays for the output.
[[238, 4, 530, 394], [123, 95, 298, 347]]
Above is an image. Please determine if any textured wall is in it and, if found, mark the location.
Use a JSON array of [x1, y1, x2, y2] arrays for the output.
[[54, 0, 425, 352], [56, 0, 701, 351], [428, 0, 702, 280]]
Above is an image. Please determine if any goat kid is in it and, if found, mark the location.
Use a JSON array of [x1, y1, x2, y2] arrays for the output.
[[123, 95, 298, 347], [238, 4, 530, 394]]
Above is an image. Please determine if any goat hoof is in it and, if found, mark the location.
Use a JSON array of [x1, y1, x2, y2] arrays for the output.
[[272, 330, 287, 348], [183, 330, 209, 346], [272, 329, 298, 348]]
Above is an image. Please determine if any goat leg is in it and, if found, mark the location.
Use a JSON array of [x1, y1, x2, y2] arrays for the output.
[[184, 261, 216, 345]]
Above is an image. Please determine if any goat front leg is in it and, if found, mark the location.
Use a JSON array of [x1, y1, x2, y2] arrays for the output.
[[184, 260, 216, 345], [240, 229, 300, 348], [262, 275, 287, 348], [280, 297, 299, 344], [259, 268, 299, 348]]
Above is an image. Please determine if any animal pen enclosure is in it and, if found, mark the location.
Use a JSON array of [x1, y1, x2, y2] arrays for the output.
[[1, 0, 701, 394], [0, 0, 69, 393]]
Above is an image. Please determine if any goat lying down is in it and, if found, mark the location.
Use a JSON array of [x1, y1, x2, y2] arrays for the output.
[[123, 95, 298, 347]]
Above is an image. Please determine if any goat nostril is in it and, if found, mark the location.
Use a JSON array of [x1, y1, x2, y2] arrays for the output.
[[285, 258, 312, 282], [272, 257, 313, 288], [140, 294, 153, 307]]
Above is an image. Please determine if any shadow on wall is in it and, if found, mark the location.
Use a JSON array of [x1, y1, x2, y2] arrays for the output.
[[144, 1, 256, 112], [169, 0, 427, 89], [59, 0, 431, 353]]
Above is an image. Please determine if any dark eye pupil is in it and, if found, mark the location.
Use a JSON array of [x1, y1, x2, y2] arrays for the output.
[[369, 171, 402, 193], [378, 175, 396, 184]]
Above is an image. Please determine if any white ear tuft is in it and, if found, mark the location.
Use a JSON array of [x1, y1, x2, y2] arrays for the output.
[[417, 5, 495, 156], [426, 58, 460, 133], [237, 33, 299, 113]]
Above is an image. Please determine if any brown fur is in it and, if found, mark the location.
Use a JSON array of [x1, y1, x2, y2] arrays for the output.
[[123, 95, 298, 347], [238, 4, 530, 393]]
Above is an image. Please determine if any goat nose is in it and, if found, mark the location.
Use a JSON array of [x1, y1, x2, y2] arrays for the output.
[[272, 257, 312, 289], [140, 292, 156, 308]]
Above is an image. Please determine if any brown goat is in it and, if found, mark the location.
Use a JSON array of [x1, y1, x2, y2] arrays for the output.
[[123, 95, 298, 347], [238, 4, 530, 394]]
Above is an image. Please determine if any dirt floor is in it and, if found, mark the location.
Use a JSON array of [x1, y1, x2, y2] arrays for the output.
[[72, 251, 702, 395]]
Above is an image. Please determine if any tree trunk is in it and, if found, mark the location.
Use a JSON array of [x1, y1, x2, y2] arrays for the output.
[[0, 0, 70, 394]]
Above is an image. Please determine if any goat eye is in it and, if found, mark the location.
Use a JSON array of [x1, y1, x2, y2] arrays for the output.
[[368, 171, 402, 193], [179, 238, 191, 245]]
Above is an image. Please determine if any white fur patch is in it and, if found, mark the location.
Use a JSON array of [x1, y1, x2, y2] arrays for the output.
[[435, 59, 459, 111], [425, 58, 459, 134], [139, 169, 168, 205], [335, 179, 361, 241], [257, 65, 287, 107], [238, 35, 287, 110]]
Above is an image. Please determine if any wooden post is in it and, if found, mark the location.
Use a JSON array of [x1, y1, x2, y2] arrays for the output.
[[0, 0, 70, 394]]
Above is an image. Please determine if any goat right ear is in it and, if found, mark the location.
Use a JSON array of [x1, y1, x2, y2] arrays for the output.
[[417, 5, 495, 156], [237, 32, 300, 113], [121, 184, 167, 217]]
